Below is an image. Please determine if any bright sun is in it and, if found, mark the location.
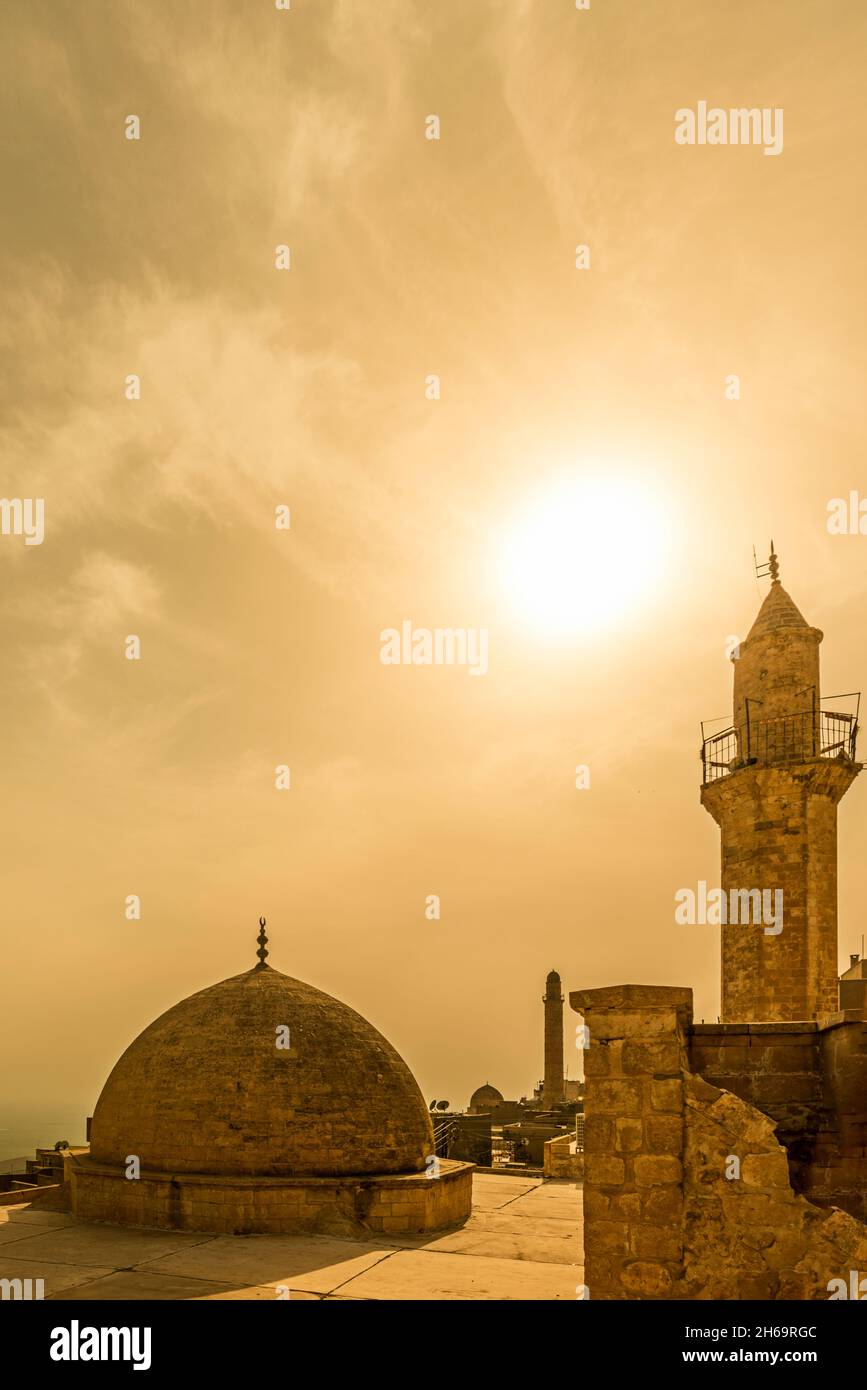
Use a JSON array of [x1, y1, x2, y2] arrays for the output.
[[499, 476, 670, 637]]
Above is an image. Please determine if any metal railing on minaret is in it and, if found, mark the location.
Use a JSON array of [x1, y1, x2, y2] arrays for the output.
[[701, 698, 860, 785]]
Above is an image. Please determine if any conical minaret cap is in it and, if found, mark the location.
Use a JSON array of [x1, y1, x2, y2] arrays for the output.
[[745, 581, 813, 642]]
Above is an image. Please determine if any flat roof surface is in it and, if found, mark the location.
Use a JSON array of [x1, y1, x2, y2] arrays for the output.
[[0, 1173, 583, 1301]]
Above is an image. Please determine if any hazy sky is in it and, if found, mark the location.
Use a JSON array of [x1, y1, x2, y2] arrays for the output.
[[3, 0, 867, 1126]]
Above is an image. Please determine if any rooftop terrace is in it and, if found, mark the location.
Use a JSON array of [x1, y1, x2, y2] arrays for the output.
[[0, 1173, 582, 1301]]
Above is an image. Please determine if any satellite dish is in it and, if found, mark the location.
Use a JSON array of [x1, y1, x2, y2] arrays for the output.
[[429, 1100, 437, 1110], [436, 1100, 450, 1111]]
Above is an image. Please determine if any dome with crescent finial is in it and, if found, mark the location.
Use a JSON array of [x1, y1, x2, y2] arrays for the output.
[[469, 1082, 504, 1111], [88, 961, 435, 1178]]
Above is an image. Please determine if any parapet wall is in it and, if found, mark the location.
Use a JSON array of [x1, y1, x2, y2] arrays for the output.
[[572, 985, 867, 1299], [543, 1133, 583, 1180]]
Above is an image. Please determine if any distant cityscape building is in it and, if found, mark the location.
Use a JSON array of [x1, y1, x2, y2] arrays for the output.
[[543, 969, 565, 1104], [468, 1083, 504, 1114], [839, 953, 867, 1013], [437, 970, 582, 1171]]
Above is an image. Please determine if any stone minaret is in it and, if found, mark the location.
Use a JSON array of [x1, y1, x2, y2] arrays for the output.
[[701, 549, 861, 1022], [543, 970, 565, 1104]]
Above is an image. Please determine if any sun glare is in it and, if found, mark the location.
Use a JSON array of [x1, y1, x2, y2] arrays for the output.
[[499, 476, 670, 637]]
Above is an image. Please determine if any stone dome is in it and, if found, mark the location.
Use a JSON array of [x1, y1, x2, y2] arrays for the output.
[[470, 1083, 504, 1109], [89, 965, 434, 1178]]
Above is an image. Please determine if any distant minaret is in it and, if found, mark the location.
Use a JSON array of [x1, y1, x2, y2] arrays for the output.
[[543, 970, 565, 1104], [701, 545, 861, 1022]]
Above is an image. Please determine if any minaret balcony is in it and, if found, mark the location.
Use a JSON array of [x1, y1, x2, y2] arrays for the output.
[[701, 700, 860, 785]]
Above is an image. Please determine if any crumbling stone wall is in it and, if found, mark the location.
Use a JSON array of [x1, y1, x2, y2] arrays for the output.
[[689, 1022, 822, 1150], [683, 1074, 867, 1298], [690, 1015, 867, 1222], [573, 984, 867, 1299]]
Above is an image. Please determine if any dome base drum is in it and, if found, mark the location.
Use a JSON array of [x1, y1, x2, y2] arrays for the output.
[[68, 1153, 473, 1238]]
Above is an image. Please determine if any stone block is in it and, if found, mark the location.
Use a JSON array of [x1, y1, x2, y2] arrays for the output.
[[620, 1260, 673, 1298], [645, 1116, 683, 1154], [643, 1186, 683, 1223], [590, 1080, 644, 1115], [583, 1046, 610, 1077], [583, 1186, 610, 1220], [634, 1155, 682, 1187], [585, 1155, 626, 1186], [632, 1224, 683, 1262], [611, 1191, 642, 1221], [614, 1119, 643, 1153], [583, 1115, 614, 1151], [741, 1152, 791, 1189], [622, 1041, 683, 1075], [650, 1079, 683, 1113], [585, 1219, 630, 1254]]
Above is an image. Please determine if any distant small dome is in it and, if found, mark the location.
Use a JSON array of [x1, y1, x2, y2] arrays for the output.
[[547, 969, 561, 982], [470, 1083, 504, 1109]]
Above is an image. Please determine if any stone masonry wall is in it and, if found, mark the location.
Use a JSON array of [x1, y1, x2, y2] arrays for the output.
[[701, 761, 856, 1023], [689, 1021, 823, 1191], [573, 984, 693, 1299], [690, 1015, 867, 1222], [572, 984, 867, 1299], [68, 1153, 474, 1238], [814, 1016, 867, 1222]]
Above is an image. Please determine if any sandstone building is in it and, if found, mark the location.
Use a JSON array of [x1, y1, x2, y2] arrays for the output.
[[575, 552, 867, 1299], [701, 548, 860, 1021]]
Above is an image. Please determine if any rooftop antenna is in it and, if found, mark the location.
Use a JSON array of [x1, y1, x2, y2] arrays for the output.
[[753, 540, 780, 584]]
